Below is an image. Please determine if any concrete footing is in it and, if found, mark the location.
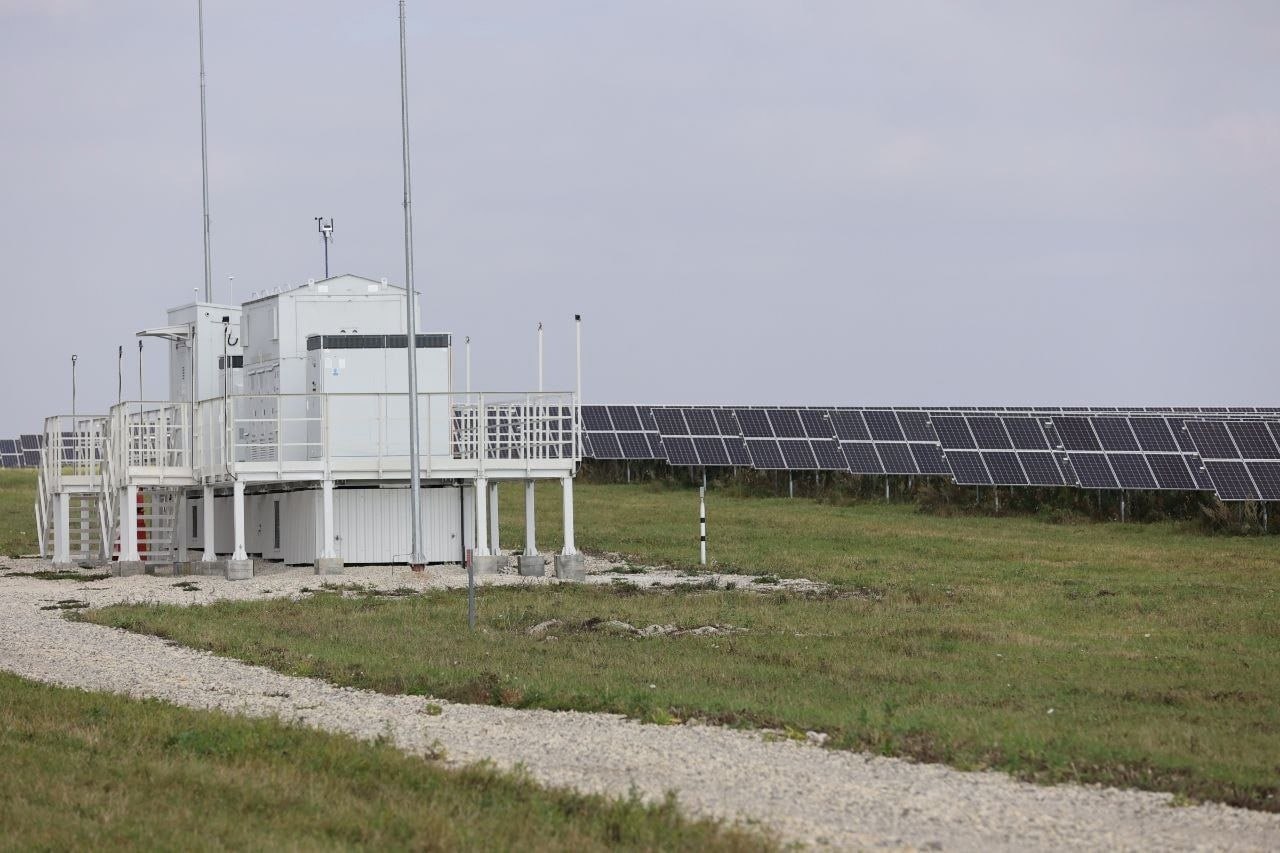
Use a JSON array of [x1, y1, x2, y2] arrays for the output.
[[225, 559, 254, 581], [471, 554, 505, 576], [114, 561, 146, 577], [554, 552, 586, 582], [314, 557, 345, 576], [147, 563, 176, 577], [517, 554, 545, 577]]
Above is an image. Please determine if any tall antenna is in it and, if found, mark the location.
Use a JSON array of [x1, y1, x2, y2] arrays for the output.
[[399, 0, 425, 569], [315, 217, 334, 278], [198, 0, 212, 301]]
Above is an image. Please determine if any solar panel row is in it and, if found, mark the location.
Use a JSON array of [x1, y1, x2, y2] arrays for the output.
[[579, 405, 1280, 503]]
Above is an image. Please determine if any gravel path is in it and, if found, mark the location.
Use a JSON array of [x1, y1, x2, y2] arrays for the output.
[[1, 559, 1277, 851]]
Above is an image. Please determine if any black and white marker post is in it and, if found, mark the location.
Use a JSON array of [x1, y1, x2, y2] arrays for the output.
[[699, 470, 707, 566]]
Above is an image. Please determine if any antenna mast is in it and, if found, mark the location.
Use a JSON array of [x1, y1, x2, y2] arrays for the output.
[[316, 217, 334, 279], [198, 0, 212, 302], [399, 0, 425, 569]]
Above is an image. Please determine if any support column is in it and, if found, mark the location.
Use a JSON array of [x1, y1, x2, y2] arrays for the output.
[[315, 478, 343, 575], [554, 475, 585, 581], [117, 484, 143, 575], [472, 476, 502, 576], [200, 484, 219, 562], [488, 481, 500, 554], [226, 480, 252, 580], [52, 493, 71, 566], [176, 494, 189, 563], [517, 479, 543, 576]]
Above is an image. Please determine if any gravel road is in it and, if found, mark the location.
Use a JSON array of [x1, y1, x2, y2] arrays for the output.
[[1, 559, 1276, 851]]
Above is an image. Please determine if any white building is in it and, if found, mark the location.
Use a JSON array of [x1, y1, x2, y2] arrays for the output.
[[36, 274, 582, 580]]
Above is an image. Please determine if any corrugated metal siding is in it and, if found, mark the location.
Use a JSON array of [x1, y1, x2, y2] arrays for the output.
[[334, 487, 463, 564]]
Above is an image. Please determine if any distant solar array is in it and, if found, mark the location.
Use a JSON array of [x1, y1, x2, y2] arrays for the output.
[[1, 435, 42, 469], [579, 406, 1280, 503]]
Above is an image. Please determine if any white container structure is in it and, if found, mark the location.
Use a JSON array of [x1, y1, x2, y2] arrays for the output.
[[35, 274, 580, 577]]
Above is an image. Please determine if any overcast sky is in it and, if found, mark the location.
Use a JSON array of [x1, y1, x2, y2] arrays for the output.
[[2, 1, 1277, 435]]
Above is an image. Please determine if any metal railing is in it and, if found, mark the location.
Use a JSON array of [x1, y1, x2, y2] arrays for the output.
[[42, 414, 109, 490], [188, 391, 578, 477]]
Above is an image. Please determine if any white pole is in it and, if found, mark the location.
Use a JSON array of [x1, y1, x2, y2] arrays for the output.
[[231, 480, 247, 561], [321, 478, 336, 559], [465, 336, 471, 393], [699, 479, 707, 566], [121, 485, 140, 562], [537, 322, 544, 392], [561, 476, 577, 554], [574, 314, 582, 462], [473, 476, 490, 557], [398, 0, 424, 568], [201, 484, 218, 561], [198, 0, 213, 302], [524, 479, 537, 556]]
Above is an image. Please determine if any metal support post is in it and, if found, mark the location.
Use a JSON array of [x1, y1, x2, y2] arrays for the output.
[[473, 477, 490, 557], [315, 477, 342, 575], [523, 480, 537, 555], [201, 484, 219, 561], [488, 481, 500, 553], [788, 472, 794, 499], [554, 475, 585, 581], [231, 481, 247, 562], [886, 478, 891, 502], [1120, 490, 1126, 523], [560, 476, 576, 555], [176, 493, 189, 563], [120, 485, 140, 563], [53, 493, 70, 565]]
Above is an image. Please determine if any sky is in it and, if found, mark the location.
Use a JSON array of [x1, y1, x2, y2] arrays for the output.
[[1, 1, 1278, 435]]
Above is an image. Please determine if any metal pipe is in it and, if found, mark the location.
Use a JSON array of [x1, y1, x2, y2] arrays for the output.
[[197, 0, 212, 302], [699, 471, 707, 566], [574, 314, 581, 463], [465, 336, 471, 393], [398, 0, 424, 568]]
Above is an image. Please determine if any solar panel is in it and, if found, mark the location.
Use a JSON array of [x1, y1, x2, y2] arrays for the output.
[[694, 436, 731, 466], [1247, 461, 1280, 500], [830, 410, 871, 441], [662, 436, 699, 466], [590, 432, 623, 459], [735, 408, 774, 438], [946, 450, 991, 485], [725, 436, 752, 466], [683, 407, 720, 437], [607, 405, 643, 431], [21, 450, 40, 467], [798, 409, 834, 439], [713, 409, 741, 437], [863, 410, 905, 442], [1003, 417, 1052, 450], [983, 450, 1027, 485], [1092, 417, 1140, 452], [1146, 454, 1196, 490], [745, 438, 786, 469], [1203, 461, 1258, 500], [1068, 453, 1119, 489], [1019, 451, 1067, 485], [1053, 417, 1102, 452], [1184, 421, 1239, 459], [1129, 417, 1179, 452], [910, 443, 951, 475], [582, 405, 613, 431], [778, 440, 817, 469], [653, 408, 689, 436], [1108, 454, 1158, 490], [843, 442, 883, 474], [875, 442, 917, 475], [1226, 421, 1280, 459], [646, 434, 665, 458], [811, 439, 847, 470], [20, 434, 40, 451], [931, 415, 976, 449], [617, 432, 652, 459], [896, 410, 935, 443], [767, 408, 807, 439], [968, 416, 1012, 450]]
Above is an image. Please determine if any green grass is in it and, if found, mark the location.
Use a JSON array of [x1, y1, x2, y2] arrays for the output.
[[86, 484, 1280, 812], [0, 469, 38, 557], [0, 671, 768, 851]]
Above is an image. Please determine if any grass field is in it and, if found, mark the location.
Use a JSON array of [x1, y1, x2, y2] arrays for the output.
[[0, 469, 38, 556], [85, 482, 1280, 811], [0, 671, 767, 850]]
